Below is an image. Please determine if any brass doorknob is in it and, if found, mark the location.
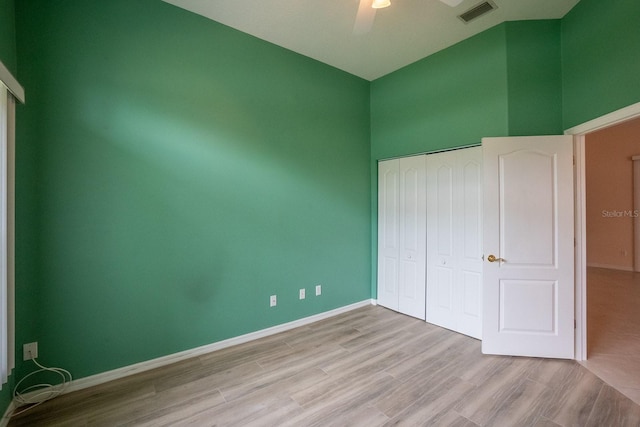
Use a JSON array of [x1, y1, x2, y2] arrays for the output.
[[487, 254, 505, 263]]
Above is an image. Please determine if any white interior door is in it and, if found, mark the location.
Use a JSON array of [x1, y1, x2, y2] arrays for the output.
[[482, 136, 574, 358], [377, 159, 400, 311], [426, 147, 482, 339]]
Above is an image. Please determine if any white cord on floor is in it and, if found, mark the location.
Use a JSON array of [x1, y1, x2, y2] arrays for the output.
[[12, 357, 72, 416]]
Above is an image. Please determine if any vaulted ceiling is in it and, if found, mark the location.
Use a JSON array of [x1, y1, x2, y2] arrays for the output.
[[162, 0, 580, 80]]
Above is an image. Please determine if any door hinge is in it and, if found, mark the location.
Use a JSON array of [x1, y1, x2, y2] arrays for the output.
[[574, 319, 577, 329]]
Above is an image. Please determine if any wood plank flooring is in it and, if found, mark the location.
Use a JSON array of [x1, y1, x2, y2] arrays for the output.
[[8, 305, 640, 426]]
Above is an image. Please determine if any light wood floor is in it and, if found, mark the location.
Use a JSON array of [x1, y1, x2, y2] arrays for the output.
[[582, 267, 640, 406], [8, 304, 640, 426]]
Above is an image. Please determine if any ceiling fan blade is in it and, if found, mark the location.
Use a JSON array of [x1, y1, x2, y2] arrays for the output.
[[438, 0, 464, 6], [353, 0, 377, 35]]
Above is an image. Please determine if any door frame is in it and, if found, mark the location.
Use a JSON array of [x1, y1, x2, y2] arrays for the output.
[[565, 101, 640, 361]]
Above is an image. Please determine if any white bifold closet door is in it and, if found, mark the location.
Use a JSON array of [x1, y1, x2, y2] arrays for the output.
[[377, 156, 426, 320], [426, 147, 483, 339]]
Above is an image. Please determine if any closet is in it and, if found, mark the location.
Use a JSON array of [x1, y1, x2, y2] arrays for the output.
[[377, 147, 482, 339]]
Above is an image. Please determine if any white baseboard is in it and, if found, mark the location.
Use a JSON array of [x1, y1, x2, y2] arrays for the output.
[[587, 263, 635, 272], [14, 299, 373, 409]]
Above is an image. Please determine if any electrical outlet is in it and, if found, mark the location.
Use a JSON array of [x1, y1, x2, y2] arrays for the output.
[[23, 342, 38, 361], [315, 285, 322, 296], [270, 295, 277, 307], [299, 288, 305, 300]]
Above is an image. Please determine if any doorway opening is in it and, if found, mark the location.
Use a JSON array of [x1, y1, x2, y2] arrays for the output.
[[570, 104, 640, 405], [584, 117, 640, 405]]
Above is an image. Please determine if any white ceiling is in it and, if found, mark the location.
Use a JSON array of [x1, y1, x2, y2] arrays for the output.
[[162, 0, 580, 81]]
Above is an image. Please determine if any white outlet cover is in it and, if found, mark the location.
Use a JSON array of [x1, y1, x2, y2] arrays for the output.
[[299, 289, 305, 299], [315, 285, 322, 296], [23, 342, 38, 361], [270, 295, 277, 307]]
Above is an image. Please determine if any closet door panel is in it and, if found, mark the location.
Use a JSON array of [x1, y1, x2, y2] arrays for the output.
[[426, 148, 483, 339], [377, 159, 400, 311], [457, 147, 483, 339], [437, 165, 454, 257], [462, 157, 482, 261], [436, 268, 454, 310], [459, 270, 482, 338], [427, 153, 456, 330], [398, 156, 426, 320]]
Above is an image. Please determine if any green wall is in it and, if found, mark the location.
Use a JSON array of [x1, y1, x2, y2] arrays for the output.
[[0, 0, 16, 74], [506, 20, 563, 136], [562, 0, 640, 129], [370, 24, 509, 161], [14, 0, 371, 379], [370, 20, 565, 163]]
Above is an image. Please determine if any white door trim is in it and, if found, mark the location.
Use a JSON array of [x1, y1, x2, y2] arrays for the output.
[[573, 136, 587, 361], [633, 156, 640, 272], [565, 102, 640, 136], [565, 101, 640, 361], [0, 61, 24, 104]]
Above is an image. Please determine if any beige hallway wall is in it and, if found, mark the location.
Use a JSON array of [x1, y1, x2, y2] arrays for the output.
[[586, 117, 640, 271]]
